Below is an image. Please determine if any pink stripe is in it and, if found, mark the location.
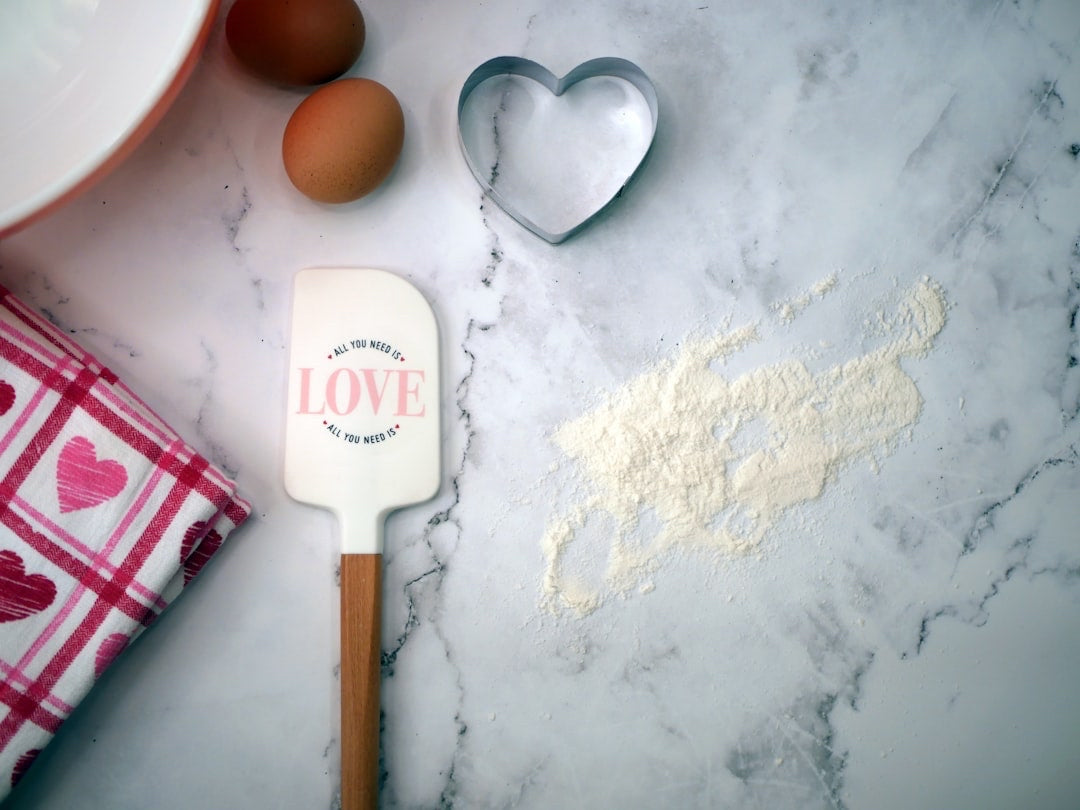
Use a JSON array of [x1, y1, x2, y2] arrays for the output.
[[84, 381, 238, 495], [0, 323, 92, 382], [78, 394, 242, 508], [5, 586, 89, 699], [0, 360, 73, 457], [95, 438, 180, 599], [0, 322, 64, 364], [0, 323, 175, 447], [92, 385, 189, 456], [0, 296, 66, 355], [96, 438, 177, 557], [0, 292, 96, 368], [9, 496, 166, 608], [0, 326, 73, 374], [4, 438, 181, 695], [0, 662, 74, 716]]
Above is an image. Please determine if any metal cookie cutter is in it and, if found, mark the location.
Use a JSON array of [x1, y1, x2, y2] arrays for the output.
[[457, 56, 660, 244]]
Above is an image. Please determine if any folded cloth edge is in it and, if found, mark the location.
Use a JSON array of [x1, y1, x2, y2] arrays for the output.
[[0, 283, 252, 797]]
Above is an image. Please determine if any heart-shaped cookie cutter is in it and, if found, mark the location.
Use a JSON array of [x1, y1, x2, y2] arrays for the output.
[[457, 56, 659, 244]]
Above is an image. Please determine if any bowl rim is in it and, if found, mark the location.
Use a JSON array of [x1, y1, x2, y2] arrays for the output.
[[0, 0, 221, 239]]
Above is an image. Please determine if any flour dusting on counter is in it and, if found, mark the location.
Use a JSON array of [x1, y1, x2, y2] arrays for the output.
[[774, 270, 839, 322], [541, 277, 948, 615]]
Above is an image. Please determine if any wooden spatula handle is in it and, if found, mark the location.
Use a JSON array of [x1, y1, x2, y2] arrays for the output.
[[340, 552, 382, 810]]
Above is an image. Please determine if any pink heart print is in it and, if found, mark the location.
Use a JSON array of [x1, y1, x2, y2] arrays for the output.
[[10, 748, 40, 788], [181, 521, 224, 586], [56, 436, 128, 513], [0, 381, 14, 416], [94, 632, 130, 678], [0, 549, 57, 623]]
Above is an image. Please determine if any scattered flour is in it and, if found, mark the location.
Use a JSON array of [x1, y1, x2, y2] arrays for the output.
[[774, 271, 839, 322], [540, 277, 948, 615], [811, 273, 840, 297]]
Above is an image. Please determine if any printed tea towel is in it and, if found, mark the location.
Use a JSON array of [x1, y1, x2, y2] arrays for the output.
[[0, 285, 251, 796]]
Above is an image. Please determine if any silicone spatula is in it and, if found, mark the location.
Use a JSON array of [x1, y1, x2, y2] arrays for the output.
[[284, 267, 441, 810]]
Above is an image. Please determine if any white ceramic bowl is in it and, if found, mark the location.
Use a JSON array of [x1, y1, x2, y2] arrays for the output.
[[0, 0, 220, 238]]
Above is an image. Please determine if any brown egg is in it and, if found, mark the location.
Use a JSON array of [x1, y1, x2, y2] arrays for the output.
[[282, 78, 405, 203], [226, 0, 365, 85]]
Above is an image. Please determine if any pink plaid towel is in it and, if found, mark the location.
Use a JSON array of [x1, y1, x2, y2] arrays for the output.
[[0, 285, 251, 796]]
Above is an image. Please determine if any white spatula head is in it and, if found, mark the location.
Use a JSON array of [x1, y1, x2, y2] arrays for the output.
[[284, 267, 441, 554]]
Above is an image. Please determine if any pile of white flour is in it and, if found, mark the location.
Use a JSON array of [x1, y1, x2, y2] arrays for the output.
[[540, 277, 948, 615]]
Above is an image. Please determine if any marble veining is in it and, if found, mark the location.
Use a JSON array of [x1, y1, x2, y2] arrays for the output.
[[0, 0, 1078, 808]]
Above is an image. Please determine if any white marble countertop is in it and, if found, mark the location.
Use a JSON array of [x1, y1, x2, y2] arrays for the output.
[[2, 1, 1079, 808]]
